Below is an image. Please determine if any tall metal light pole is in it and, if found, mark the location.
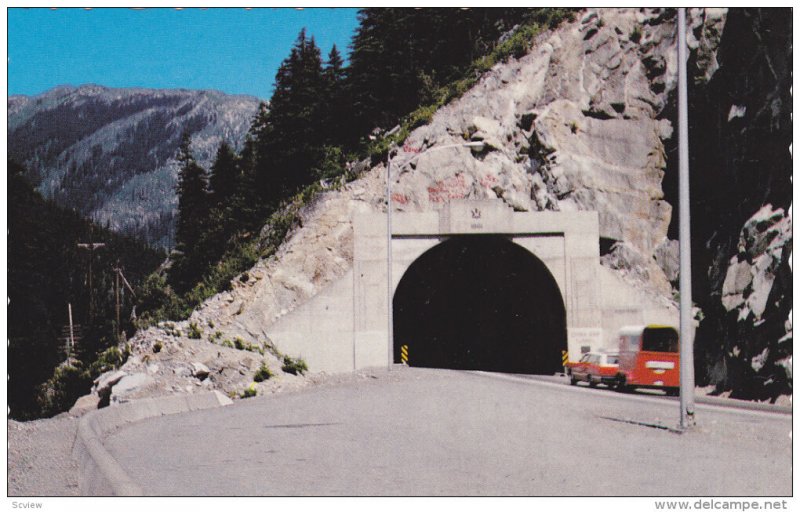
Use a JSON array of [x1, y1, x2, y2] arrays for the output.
[[677, 7, 696, 429], [386, 141, 486, 369]]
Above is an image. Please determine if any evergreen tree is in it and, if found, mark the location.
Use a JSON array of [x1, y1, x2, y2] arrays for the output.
[[233, 130, 265, 233], [199, 141, 242, 267], [321, 44, 348, 148], [257, 29, 327, 201], [346, 9, 395, 141], [171, 134, 210, 291], [324, 44, 346, 85], [208, 141, 239, 208]]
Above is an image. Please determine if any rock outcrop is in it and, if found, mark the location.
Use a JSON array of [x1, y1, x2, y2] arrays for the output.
[[706, 205, 792, 400]]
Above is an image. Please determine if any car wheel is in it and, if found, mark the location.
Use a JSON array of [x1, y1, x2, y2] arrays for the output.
[[570, 375, 578, 386], [588, 375, 598, 388], [615, 377, 628, 393], [666, 388, 679, 397]]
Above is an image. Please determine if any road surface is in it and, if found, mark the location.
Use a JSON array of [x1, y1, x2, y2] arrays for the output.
[[105, 367, 791, 496]]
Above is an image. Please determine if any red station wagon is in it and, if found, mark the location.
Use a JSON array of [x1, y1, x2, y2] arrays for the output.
[[566, 352, 620, 388]]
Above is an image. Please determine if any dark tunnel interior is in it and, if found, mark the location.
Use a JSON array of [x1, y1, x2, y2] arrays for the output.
[[393, 235, 566, 374]]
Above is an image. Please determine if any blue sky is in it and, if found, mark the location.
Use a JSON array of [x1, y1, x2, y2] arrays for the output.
[[8, 7, 361, 100]]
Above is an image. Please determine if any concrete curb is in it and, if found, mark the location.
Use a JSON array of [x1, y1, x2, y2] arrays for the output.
[[72, 390, 233, 496]]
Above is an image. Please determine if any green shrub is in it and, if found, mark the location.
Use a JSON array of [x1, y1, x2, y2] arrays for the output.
[[134, 273, 192, 328], [37, 363, 92, 418], [88, 346, 127, 376], [282, 355, 308, 376], [163, 322, 183, 337], [240, 383, 258, 398], [314, 145, 347, 181], [406, 104, 438, 130], [234, 337, 246, 350], [254, 364, 273, 382], [493, 23, 543, 63], [37, 339, 133, 418], [630, 26, 643, 43], [188, 322, 202, 339]]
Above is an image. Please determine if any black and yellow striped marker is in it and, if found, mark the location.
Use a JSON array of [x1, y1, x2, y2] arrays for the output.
[[400, 344, 409, 365], [561, 350, 569, 366]]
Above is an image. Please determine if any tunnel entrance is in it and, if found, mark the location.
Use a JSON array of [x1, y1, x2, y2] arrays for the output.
[[393, 235, 566, 374]]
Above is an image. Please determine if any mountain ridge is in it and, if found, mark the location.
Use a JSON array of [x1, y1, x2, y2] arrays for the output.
[[8, 84, 262, 248]]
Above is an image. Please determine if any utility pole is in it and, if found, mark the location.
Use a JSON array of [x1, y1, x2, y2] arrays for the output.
[[115, 260, 121, 340], [61, 304, 82, 362], [112, 262, 137, 342], [67, 303, 75, 361], [77, 228, 106, 322], [677, 7, 696, 430]]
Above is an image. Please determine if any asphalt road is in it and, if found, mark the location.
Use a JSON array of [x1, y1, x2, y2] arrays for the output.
[[105, 367, 792, 496]]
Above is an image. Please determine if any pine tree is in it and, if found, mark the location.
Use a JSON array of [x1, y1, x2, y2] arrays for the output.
[[198, 141, 242, 267], [256, 29, 327, 201], [208, 141, 239, 208], [233, 105, 271, 233], [346, 8, 395, 141], [171, 133, 210, 291], [321, 44, 348, 148]]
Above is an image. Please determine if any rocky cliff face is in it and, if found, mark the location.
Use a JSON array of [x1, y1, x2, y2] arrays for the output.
[[8, 85, 260, 248], [393, 8, 720, 300], [679, 9, 792, 400], [87, 8, 790, 404]]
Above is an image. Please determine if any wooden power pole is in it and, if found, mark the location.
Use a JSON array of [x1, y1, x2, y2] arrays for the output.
[[77, 228, 106, 322], [67, 303, 75, 360], [112, 262, 137, 341]]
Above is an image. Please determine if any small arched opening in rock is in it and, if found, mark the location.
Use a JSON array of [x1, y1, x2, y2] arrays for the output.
[[393, 235, 566, 374]]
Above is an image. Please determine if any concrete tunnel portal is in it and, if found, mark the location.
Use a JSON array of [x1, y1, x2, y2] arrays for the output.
[[393, 235, 567, 374]]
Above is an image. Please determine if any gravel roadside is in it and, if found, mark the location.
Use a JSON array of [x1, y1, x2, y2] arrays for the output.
[[8, 415, 81, 496]]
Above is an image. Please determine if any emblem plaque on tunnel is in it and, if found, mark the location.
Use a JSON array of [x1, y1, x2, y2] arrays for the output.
[[471, 208, 481, 219]]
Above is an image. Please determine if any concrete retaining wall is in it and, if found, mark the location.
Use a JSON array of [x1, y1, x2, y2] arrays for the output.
[[73, 390, 233, 496]]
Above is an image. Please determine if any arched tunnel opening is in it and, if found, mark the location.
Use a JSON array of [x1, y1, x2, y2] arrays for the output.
[[393, 235, 566, 374]]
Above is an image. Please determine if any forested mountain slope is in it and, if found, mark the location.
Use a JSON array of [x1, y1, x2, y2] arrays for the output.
[[8, 85, 260, 248]]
